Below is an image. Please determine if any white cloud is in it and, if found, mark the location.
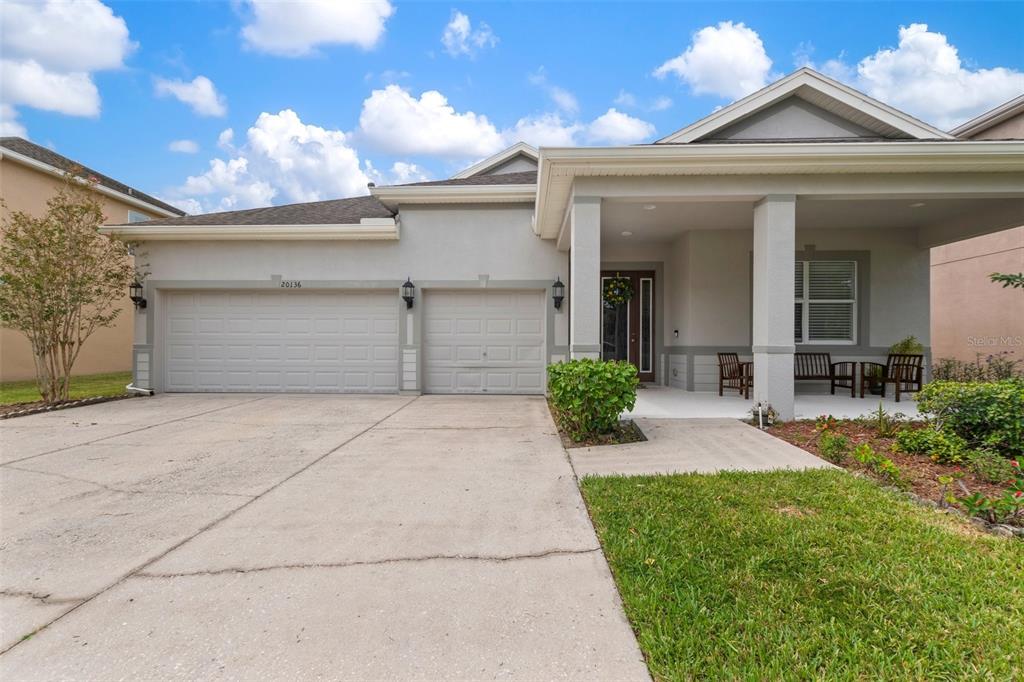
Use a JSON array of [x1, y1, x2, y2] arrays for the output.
[[442, 10, 498, 58], [365, 160, 430, 186], [529, 68, 579, 115], [586, 108, 656, 145], [654, 21, 773, 99], [0, 104, 27, 137], [358, 85, 506, 157], [0, 0, 133, 126], [168, 139, 199, 154], [613, 90, 673, 112], [169, 109, 372, 213], [508, 114, 584, 147], [0, 60, 100, 116], [821, 24, 1024, 130], [240, 0, 394, 56], [154, 76, 227, 117], [217, 128, 235, 151]]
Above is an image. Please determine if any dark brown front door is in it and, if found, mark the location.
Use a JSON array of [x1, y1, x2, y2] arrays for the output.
[[600, 270, 655, 382]]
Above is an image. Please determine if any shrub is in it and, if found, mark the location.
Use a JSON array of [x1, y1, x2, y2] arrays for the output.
[[889, 335, 924, 355], [893, 427, 969, 465], [918, 379, 1024, 458], [853, 443, 907, 489], [547, 359, 638, 442], [818, 431, 850, 464], [932, 352, 1022, 382], [858, 403, 906, 437], [967, 450, 1019, 485]]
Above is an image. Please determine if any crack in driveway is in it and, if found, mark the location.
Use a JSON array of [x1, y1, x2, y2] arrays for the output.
[[3, 465, 256, 500], [134, 547, 603, 579], [0, 590, 84, 606], [0, 395, 420, 656], [0, 395, 270, 468]]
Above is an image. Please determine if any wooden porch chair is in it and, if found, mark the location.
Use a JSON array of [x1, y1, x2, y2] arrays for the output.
[[859, 353, 924, 402], [717, 352, 753, 399]]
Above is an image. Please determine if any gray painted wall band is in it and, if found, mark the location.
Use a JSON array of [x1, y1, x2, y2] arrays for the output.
[[752, 345, 797, 354]]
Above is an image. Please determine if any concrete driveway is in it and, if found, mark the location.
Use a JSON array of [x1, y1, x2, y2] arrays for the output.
[[0, 394, 647, 680]]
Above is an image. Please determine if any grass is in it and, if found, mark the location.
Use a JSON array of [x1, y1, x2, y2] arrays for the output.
[[0, 371, 132, 406], [581, 469, 1024, 680]]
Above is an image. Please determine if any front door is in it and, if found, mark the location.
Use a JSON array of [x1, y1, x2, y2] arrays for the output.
[[600, 270, 655, 382]]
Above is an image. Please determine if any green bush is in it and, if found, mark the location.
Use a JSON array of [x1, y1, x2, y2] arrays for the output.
[[852, 443, 906, 489], [893, 427, 969, 465], [547, 359, 638, 442], [818, 431, 850, 464], [967, 450, 1019, 485], [918, 379, 1024, 458]]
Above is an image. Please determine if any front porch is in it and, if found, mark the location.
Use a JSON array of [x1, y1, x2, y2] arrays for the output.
[[629, 385, 921, 420]]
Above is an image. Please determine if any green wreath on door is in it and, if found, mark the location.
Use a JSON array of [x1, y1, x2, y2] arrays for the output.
[[603, 274, 633, 306]]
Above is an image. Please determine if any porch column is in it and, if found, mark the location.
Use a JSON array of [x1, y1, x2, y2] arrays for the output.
[[569, 196, 601, 359], [752, 195, 796, 420]]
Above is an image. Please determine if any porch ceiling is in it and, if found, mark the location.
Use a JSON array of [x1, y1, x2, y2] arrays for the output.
[[599, 196, 1024, 245]]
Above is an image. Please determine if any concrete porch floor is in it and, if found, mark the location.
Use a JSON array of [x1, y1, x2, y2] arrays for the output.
[[629, 386, 921, 420]]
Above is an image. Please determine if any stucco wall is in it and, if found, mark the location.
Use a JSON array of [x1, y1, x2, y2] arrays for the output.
[[134, 204, 570, 391], [0, 157, 157, 382], [930, 226, 1024, 362]]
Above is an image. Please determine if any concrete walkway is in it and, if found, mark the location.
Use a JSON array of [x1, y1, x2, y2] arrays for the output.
[[0, 394, 647, 680], [570, 418, 833, 477]]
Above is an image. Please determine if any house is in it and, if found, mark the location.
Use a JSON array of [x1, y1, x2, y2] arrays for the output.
[[102, 68, 1024, 420], [931, 96, 1024, 363], [0, 137, 186, 382]]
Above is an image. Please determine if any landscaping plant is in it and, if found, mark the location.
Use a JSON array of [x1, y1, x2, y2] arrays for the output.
[[853, 443, 907, 489], [917, 379, 1024, 458], [818, 430, 850, 464], [547, 358, 638, 442], [0, 174, 136, 404], [968, 450, 1020, 485], [932, 352, 1022, 382], [893, 427, 970, 465]]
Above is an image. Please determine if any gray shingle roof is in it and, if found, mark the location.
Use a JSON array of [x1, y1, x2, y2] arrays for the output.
[[117, 194, 394, 226], [0, 137, 186, 216], [390, 170, 537, 187]]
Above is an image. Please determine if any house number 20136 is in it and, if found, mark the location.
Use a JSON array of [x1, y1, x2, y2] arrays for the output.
[[280, 280, 302, 288]]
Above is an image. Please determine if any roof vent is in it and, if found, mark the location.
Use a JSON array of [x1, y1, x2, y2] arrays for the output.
[[367, 182, 376, 188]]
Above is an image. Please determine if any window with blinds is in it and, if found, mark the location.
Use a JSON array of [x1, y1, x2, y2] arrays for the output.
[[795, 260, 856, 344]]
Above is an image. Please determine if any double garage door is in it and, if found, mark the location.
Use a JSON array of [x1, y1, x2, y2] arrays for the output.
[[162, 289, 544, 394]]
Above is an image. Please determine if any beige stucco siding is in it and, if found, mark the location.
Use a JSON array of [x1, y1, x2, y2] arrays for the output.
[[930, 226, 1024, 361], [0, 157, 156, 382]]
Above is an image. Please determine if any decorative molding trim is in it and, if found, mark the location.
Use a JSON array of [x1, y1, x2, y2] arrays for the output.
[[100, 218, 399, 241]]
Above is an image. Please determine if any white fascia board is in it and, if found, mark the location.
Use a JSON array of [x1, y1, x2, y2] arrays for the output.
[[950, 94, 1024, 138], [451, 142, 539, 179], [657, 68, 952, 143], [99, 218, 399, 241], [370, 184, 537, 209], [0, 147, 184, 218], [534, 140, 1024, 238]]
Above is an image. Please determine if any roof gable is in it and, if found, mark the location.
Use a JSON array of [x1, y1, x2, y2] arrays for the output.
[[657, 68, 952, 144], [451, 142, 538, 179], [950, 94, 1024, 139]]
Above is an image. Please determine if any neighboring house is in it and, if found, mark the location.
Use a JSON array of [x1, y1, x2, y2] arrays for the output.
[[103, 68, 1024, 420], [932, 96, 1024, 363], [0, 137, 185, 382]]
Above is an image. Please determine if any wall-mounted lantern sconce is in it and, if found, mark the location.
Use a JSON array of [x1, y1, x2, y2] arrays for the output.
[[129, 281, 147, 310], [401, 277, 415, 309], [552, 277, 565, 310]]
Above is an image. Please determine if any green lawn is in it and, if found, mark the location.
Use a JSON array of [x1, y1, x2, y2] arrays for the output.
[[581, 469, 1024, 681], [0, 371, 132, 405]]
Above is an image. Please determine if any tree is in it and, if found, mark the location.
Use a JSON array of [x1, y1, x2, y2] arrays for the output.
[[0, 174, 136, 403], [990, 272, 1024, 290]]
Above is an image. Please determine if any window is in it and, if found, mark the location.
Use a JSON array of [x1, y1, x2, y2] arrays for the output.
[[127, 210, 151, 223], [795, 260, 856, 344]]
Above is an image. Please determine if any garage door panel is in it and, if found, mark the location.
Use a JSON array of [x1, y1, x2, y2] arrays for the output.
[[163, 290, 399, 393], [424, 289, 545, 395]]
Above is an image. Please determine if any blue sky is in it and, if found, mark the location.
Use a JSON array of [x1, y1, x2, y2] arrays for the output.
[[2, 1, 1022, 215]]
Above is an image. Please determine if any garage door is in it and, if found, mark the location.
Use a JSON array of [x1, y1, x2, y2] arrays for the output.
[[163, 290, 399, 393], [424, 289, 545, 394]]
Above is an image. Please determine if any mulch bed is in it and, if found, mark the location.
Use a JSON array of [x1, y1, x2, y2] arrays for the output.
[[771, 420, 1011, 503], [0, 393, 138, 420], [556, 419, 647, 449]]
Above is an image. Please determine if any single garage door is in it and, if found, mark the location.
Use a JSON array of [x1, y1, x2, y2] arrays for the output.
[[163, 290, 399, 393], [424, 289, 545, 394]]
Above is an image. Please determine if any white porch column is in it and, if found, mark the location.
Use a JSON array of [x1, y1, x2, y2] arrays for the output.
[[752, 195, 796, 420], [569, 196, 601, 359]]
